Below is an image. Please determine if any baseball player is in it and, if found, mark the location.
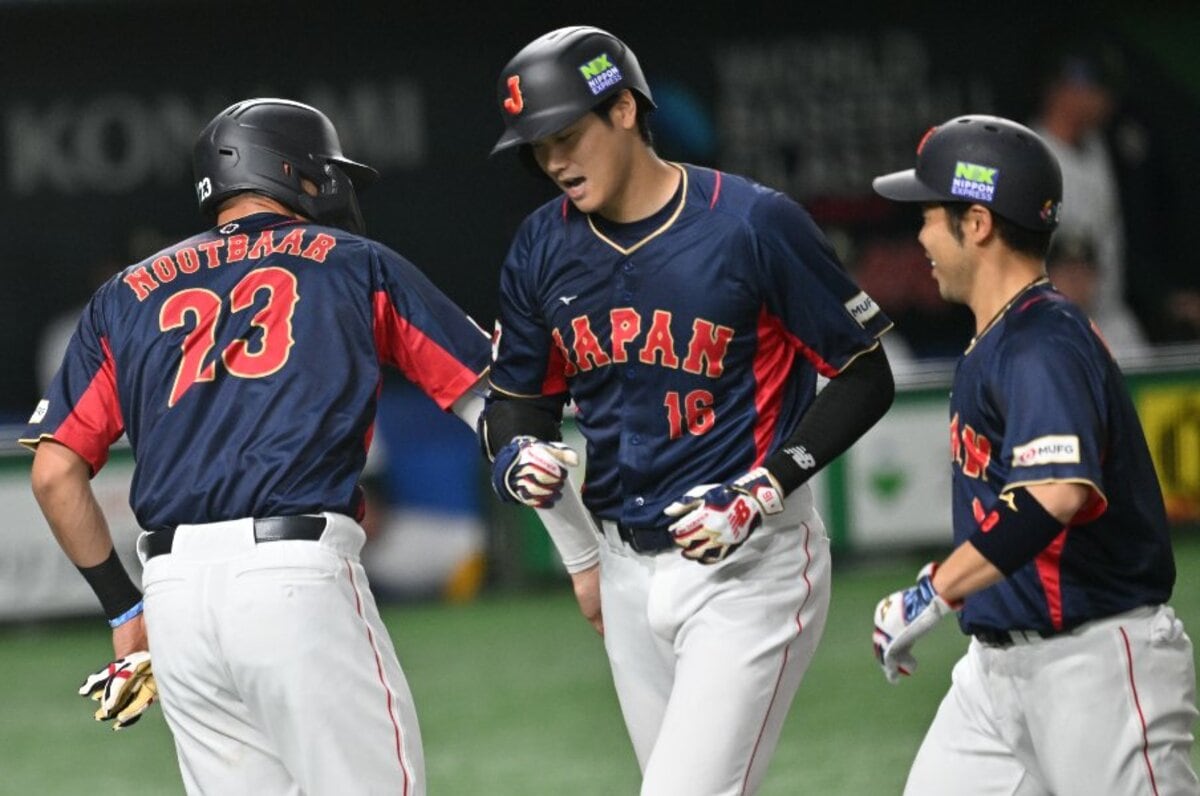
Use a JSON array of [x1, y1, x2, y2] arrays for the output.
[[870, 115, 1199, 794], [478, 27, 896, 795], [22, 98, 492, 794]]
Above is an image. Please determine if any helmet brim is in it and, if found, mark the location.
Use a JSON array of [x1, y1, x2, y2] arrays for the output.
[[872, 169, 947, 203], [491, 127, 526, 156], [332, 158, 379, 189]]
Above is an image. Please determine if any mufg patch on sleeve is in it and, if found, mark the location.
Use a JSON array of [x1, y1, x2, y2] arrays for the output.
[[844, 291, 881, 327], [1012, 435, 1080, 467], [29, 399, 48, 424]]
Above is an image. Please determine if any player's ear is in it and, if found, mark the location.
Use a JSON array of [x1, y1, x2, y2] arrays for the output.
[[609, 89, 638, 132], [966, 204, 995, 244]]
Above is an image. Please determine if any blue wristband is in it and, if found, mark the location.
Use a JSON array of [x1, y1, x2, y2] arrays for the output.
[[108, 600, 144, 629]]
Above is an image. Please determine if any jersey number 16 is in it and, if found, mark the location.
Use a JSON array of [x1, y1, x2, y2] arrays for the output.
[[664, 389, 715, 439]]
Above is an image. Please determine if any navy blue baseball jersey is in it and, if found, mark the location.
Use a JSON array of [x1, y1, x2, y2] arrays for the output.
[[949, 279, 1174, 634], [490, 164, 891, 527], [21, 212, 490, 531]]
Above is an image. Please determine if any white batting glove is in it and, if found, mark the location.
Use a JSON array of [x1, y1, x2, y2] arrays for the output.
[[491, 435, 580, 508], [79, 651, 158, 730], [664, 467, 784, 564], [872, 563, 956, 684]]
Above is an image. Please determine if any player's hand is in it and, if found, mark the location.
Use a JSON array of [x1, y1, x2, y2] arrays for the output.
[[872, 563, 956, 684], [491, 435, 579, 508], [664, 467, 784, 564], [570, 564, 603, 636], [79, 651, 158, 730]]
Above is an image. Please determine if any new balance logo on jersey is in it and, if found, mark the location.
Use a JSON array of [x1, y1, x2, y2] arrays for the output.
[[559, 295, 579, 305], [784, 445, 816, 470]]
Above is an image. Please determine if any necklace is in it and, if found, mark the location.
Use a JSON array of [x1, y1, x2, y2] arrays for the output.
[[965, 276, 1049, 354]]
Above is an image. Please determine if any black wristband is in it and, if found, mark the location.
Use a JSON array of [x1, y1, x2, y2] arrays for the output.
[[967, 488, 1066, 576], [77, 547, 142, 622]]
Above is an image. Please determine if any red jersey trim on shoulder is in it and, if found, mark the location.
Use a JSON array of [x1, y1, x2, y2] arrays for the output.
[[372, 291, 485, 410], [1016, 294, 1051, 313], [50, 336, 125, 475], [709, 170, 723, 209]]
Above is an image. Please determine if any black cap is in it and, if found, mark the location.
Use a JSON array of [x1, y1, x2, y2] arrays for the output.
[[491, 26, 655, 155], [872, 115, 1063, 231]]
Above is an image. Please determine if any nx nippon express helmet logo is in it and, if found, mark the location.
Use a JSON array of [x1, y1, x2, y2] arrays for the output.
[[578, 53, 623, 96], [949, 161, 999, 203]]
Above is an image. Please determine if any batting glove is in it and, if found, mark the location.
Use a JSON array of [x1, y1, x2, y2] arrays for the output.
[[664, 467, 784, 564], [79, 651, 158, 730], [491, 435, 579, 508], [872, 563, 956, 684]]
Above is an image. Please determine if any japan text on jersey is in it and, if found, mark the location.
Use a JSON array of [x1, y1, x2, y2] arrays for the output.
[[948, 281, 1173, 634], [21, 213, 490, 530], [491, 164, 891, 527]]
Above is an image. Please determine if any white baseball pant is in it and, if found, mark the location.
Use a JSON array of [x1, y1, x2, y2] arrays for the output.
[[906, 604, 1199, 795], [597, 484, 831, 796], [137, 513, 424, 795]]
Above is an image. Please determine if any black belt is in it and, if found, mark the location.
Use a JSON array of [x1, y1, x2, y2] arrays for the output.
[[616, 523, 674, 554], [973, 627, 1061, 647], [144, 515, 327, 559]]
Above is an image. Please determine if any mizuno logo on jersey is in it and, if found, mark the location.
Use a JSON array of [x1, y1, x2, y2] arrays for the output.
[[1012, 435, 1080, 467], [844, 292, 881, 326], [559, 295, 579, 305], [121, 227, 338, 302], [549, 309, 734, 379]]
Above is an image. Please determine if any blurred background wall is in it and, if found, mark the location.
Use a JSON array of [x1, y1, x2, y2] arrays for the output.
[[2, 0, 1198, 610]]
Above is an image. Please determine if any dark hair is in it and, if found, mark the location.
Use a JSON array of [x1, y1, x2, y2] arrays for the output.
[[943, 202, 1053, 259], [592, 89, 655, 147]]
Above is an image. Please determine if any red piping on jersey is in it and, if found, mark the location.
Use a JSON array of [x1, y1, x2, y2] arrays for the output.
[[1016, 295, 1049, 313], [1120, 626, 1161, 796], [346, 559, 411, 794], [53, 336, 125, 474], [372, 291, 479, 410], [709, 171, 723, 209], [751, 310, 798, 465], [1034, 529, 1068, 630], [561, 197, 569, 220], [741, 521, 814, 795]]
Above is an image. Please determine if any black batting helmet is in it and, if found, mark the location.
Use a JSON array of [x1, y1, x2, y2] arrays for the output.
[[193, 98, 379, 233], [491, 26, 655, 155], [873, 115, 1062, 231]]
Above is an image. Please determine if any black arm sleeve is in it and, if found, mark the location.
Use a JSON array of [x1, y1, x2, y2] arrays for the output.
[[763, 344, 895, 495], [479, 393, 568, 460]]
